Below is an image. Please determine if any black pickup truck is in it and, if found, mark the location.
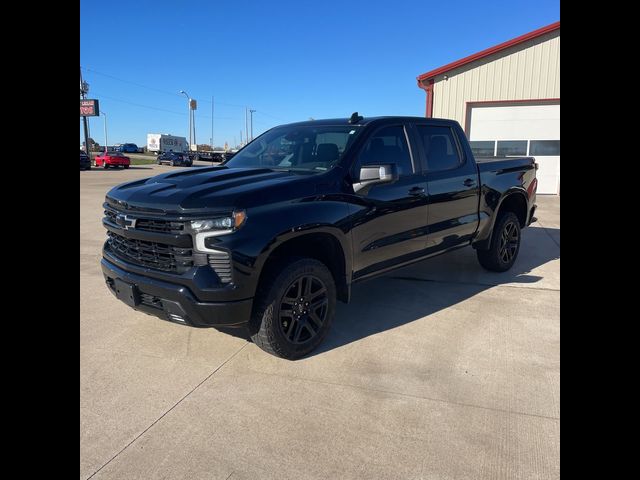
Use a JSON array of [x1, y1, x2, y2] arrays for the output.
[[101, 114, 537, 359]]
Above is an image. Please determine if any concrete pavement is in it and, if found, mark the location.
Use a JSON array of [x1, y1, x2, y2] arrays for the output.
[[80, 165, 559, 480]]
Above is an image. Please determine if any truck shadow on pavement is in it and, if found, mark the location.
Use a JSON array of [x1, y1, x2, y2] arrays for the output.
[[307, 225, 560, 358]]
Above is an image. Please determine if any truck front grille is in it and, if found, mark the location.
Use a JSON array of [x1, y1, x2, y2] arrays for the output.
[[103, 208, 184, 234], [106, 231, 193, 273]]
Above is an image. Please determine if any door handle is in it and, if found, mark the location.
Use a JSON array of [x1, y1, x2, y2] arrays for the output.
[[408, 186, 425, 196], [463, 178, 476, 187]]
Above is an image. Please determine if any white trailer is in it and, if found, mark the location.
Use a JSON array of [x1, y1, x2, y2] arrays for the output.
[[147, 134, 188, 154]]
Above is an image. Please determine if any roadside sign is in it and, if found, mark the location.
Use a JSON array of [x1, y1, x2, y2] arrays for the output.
[[80, 99, 100, 116]]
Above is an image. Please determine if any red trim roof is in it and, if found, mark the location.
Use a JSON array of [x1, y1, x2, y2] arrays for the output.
[[417, 21, 560, 82]]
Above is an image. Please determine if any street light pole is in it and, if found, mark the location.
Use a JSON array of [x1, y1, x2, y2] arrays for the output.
[[101, 111, 108, 154], [211, 95, 214, 152], [179, 90, 191, 149], [249, 109, 256, 141]]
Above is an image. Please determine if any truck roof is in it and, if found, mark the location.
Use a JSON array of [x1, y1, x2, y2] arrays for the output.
[[279, 116, 460, 128]]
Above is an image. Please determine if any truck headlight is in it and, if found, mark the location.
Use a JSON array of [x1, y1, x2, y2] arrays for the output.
[[190, 210, 247, 233], [190, 210, 247, 253]]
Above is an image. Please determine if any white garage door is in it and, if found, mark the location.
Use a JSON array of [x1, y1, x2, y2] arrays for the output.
[[467, 103, 560, 194]]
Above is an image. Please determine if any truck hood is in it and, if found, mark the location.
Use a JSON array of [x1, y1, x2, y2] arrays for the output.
[[105, 166, 320, 214]]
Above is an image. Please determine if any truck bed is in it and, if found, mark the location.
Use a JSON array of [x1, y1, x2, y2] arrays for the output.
[[475, 156, 535, 173]]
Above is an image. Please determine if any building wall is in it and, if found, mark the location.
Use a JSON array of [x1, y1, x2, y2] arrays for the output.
[[430, 29, 560, 129]]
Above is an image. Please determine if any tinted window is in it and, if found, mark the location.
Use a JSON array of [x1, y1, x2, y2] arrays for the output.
[[226, 125, 363, 173], [417, 125, 462, 171], [469, 141, 495, 157], [496, 140, 527, 156], [530, 140, 560, 156], [355, 125, 413, 177]]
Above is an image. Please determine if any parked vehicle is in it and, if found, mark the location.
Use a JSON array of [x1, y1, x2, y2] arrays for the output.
[[117, 143, 139, 153], [147, 134, 188, 155], [101, 114, 537, 359], [157, 151, 192, 167], [80, 150, 91, 170], [95, 151, 131, 169]]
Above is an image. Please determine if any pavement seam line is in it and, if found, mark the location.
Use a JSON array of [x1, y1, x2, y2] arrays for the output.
[[85, 342, 248, 480], [249, 369, 560, 422]]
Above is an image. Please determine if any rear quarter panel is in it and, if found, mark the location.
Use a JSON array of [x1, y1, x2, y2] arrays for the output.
[[474, 157, 536, 245]]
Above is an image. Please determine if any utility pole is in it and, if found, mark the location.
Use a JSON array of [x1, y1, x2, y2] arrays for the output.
[[249, 109, 256, 141], [101, 111, 108, 153], [211, 95, 218, 152], [240, 130, 243, 146], [244, 108, 248, 145], [80, 68, 91, 162]]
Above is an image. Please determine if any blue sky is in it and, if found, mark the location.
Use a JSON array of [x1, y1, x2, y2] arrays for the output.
[[80, 0, 559, 149]]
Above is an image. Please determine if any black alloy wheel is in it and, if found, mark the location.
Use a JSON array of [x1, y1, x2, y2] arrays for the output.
[[250, 257, 336, 359], [476, 211, 521, 272], [278, 275, 328, 344], [498, 220, 519, 264]]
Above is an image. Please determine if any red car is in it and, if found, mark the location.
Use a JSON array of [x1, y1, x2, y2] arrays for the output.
[[95, 151, 131, 169]]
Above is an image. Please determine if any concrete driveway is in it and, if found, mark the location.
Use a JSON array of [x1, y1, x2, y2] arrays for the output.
[[80, 164, 559, 480]]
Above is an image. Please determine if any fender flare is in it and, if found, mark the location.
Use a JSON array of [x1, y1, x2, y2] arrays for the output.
[[475, 188, 529, 250]]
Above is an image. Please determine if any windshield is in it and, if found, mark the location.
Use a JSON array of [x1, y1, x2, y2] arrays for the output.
[[225, 125, 363, 172]]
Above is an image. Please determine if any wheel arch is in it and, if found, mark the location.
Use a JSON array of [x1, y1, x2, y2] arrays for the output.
[[256, 229, 351, 303], [474, 188, 529, 250]]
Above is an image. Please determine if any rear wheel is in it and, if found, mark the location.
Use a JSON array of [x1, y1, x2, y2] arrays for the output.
[[476, 211, 521, 272], [123, 165, 129, 169], [170, 159, 175, 167], [250, 258, 336, 360]]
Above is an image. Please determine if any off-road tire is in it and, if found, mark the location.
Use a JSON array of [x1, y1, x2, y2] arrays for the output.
[[476, 211, 521, 272], [250, 257, 336, 359]]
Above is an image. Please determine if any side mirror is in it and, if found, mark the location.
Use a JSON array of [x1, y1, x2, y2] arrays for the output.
[[353, 163, 398, 193]]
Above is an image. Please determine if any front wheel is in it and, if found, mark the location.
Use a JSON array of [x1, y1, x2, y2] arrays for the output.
[[103, 162, 109, 169], [170, 160, 175, 167], [476, 211, 521, 272], [123, 165, 129, 169], [250, 258, 336, 360]]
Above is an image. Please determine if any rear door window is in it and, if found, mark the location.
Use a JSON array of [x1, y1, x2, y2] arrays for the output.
[[416, 125, 462, 172]]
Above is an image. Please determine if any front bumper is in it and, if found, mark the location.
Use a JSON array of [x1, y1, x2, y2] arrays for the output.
[[101, 257, 253, 329]]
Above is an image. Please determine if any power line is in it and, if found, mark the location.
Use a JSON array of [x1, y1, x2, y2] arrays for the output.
[[82, 67, 179, 97], [83, 67, 243, 108], [81, 66, 285, 118], [254, 110, 287, 122], [91, 93, 186, 115], [92, 92, 237, 120]]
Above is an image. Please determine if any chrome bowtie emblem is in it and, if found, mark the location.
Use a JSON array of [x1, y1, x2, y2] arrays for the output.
[[116, 214, 137, 230]]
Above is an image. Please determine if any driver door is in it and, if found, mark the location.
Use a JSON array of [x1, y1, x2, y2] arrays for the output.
[[349, 124, 430, 279]]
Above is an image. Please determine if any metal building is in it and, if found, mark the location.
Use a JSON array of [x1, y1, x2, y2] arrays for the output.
[[417, 22, 560, 194]]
